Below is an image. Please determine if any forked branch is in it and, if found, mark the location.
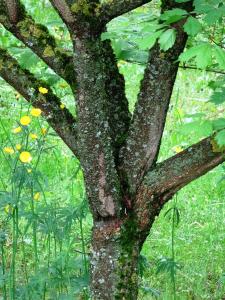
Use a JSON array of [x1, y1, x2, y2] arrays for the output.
[[119, 1, 193, 195], [0, 0, 75, 87], [134, 136, 225, 231], [0, 48, 78, 157], [119, 26, 188, 194]]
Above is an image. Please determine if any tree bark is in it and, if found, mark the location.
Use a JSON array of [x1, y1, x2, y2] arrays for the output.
[[90, 216, 145, 299]]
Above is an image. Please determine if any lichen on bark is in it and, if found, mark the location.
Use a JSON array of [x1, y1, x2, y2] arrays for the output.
[[0, 0, 75, 87], [90, 215, 145, 300]]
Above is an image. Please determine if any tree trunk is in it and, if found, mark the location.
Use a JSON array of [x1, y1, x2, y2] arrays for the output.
[[1, 2, 225, 300], [90, 216, 143, 299]]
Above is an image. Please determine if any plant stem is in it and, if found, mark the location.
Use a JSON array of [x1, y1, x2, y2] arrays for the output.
[[31, 189, 38, 272], [171, 195, 178, 300], [79, 218, 88, 275], [1, 242, 7, 300], [10, 206, 18, 300]]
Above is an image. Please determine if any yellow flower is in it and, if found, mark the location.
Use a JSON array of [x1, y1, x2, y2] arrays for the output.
[[3, 147, 14, 154], [27, 169, 32, 173], [60, 103, 65, 109], [31, 108, 42, 117], [12, 126, 22, 134], [41, 128, 47, 135], [19, 151, 32, 163], [173, 146, 183, 153], [16, 144, 22, 151], [38, 87, 48, 94], [29, 133, 38, 139], [4, 204, 12, 214], [20, 116, 31, 126], [34, 192, 40, 201]]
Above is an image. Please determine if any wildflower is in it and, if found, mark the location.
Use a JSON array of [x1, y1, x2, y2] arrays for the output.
[[16, 144, 22, 151], [41, 128, 47, 135], [20, 116, 31, 126], [31, 108, 42, 117], [3, 147, 14, 154], [60, 103, 65, 109], [34, 192, 40, 201], [19, 151, 32, 163], [12, 126, 22, 134], [29, 133, 38, 139], [173, 146, 183, 153], [27, 169, 32, 173], [38, 87, 48, 94]]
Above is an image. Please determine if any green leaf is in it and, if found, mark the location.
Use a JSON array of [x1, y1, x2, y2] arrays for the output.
[[160, 8, 187, 24], [119, 49, 148, 63], [212, 118, 225, 131], [210, 88, 225, 105], [213, 46, 225, 69], [204, 8, 225, 25], [179, 44, 212, 69], [159, 29, 176, 51], [196, 45, 212, 68], [194, 0, 221, 14], [179, 44, 203, 61], [180, 120, 213, 137], [215, 129, 225, 147], [208, 78, 225, 90], [183, 16, 202, 36], [139, 30, 164, 50]]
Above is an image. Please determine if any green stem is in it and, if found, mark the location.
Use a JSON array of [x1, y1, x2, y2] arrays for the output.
[[31, 189, 38, 272], [79, 218, 88, 275], [1, 242, 7, 300], [10, 206, 18, 300], [42, 234, 51, 300], [171, 195, 178, 300]]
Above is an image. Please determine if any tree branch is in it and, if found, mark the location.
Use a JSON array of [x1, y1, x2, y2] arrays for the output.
[[103, 40, 131, 159], [119, 1, 193, 195], [0, 0, 75, 87], [73, 36, 124, 219], [134, 136, 225, 231], [143, 136, 225, 199], [49, 0, 74, 25], [119, 26, 187, 194], [0, 48, 79, 157], [99, 0, 151, 24]]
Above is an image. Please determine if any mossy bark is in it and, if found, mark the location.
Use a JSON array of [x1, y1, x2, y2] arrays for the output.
[[73, 34, 130, 219], [90, 215, 148, 300]]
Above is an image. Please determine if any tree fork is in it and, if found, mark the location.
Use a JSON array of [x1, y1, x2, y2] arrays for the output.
[[0, 0, 225, 299]]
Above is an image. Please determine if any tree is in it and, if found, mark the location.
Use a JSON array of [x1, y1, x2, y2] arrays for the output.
[[0, 0, 224, 298]]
